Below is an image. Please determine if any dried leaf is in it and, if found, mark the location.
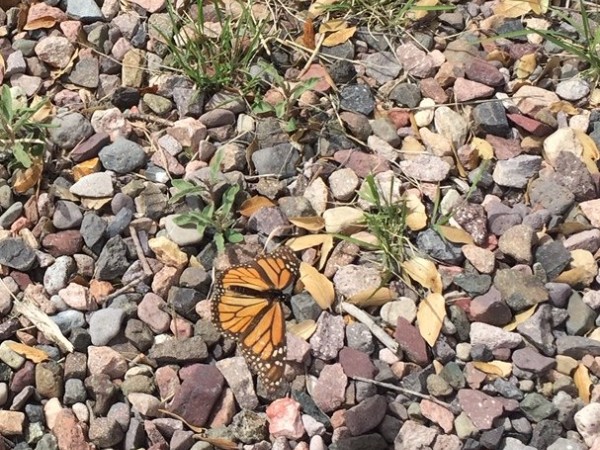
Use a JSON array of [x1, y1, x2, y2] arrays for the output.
[[405, 191, 427, 231], [347, 287, 395, 307], [80, 197, 112, 210], [574, 130, 600, 174], [73, 157, 101, 181], [318, 234, 334, 270], [287, 234, 331, 251], [407, 0, 439, 21], [433, 360, 444, 374], [503, 304, 537, 331], [12, 300, 74, 353], [0, 53, 4, 83], [574, 363, 591, 403], [299, 262, 335, 309], [530, 0, 549, 15], [13, 163, 43, 194], [515, 53, 537, 79], [401, 256, 442, 294], [437, 225, 474, 244], [471, 137, 494, 160], [238, 196, 275, 217], [417, 293, 446, 347], [492, 0, 532, 18], [302, 16, 315, 49], [289, 216, 325, 232], [308, 0, 338, 17], [319, 19, 348, 33], [322, 27, 356, 47], [549, 100, 579, 115], [6, 342, 49, 363], [24, 16, 58, 30], [288, 320, 317, 339], [554, 249, 598, 287], [472, 360, 512, 378]]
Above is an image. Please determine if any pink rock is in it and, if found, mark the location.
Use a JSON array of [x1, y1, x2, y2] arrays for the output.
[[59, 21, 82, 42], [151, 265, 179, 298], [420, 399, 454, 433], [333, 150, 390, 178], [300, 64, 332, 93], [507, 113, 554, 137], [59, 283, 94, 311], [51, 409, 94, 450], [580, 199, 600, 228], [312, 364, 347, 413], [155, 366, 180, 406], [87, 346, 128, 379], [90, 107, 132, 140], [209, 388, 237, 428], [266, 397, 305, 440], [338, 347, 377, 379], [396, 420, 438, 448], [453, 77, 495, 102], [215, 356, 258, 410], [170, 317, 193, 338], [286, 333, 311, 365], [166, 118, 207, 148], [420, 78, 448, 104], [130, 0, 165, 13], [457, 389, 504, 430], [137, 293, 171, 333]]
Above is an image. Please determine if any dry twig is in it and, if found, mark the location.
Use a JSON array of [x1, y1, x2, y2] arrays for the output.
[[340, 302, 399, 353]]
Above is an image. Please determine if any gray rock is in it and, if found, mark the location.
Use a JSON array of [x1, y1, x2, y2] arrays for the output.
[[417, 228, 463, 265], [66, 0, 103, 22], [99, 138, 147, 174], [364, 51, 402, 84], [49, 112, 93, 150], [94, 235, 129, 281], [547, 438, 587, 450], [52, 310, 86, 335], [53, 200, 83, 230], [44, 256, 76, 295], [556, 335, 600, 358], [517, 304, 555, 356], [251, 143, 300, 178], [291, 293, 322, 322], [494, 269, 549, 311], [0, 202, 23, 229], [340, 84, 375, 116], [529, 177, 576, 215], [535, 240, 571, 281], [521, 393, 558, 422], [493, 155, 542, 188], [80, 213, 107, 250], [389, 83, 421, 108], [89, 308, 126, 346], [0, 238, 36, 270], [472, 100, 510, 137], [566, 292, 596, 336], [70, 172, 114, 198]]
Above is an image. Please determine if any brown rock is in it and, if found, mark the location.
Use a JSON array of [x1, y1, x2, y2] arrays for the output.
[[52, 409, 94, 450], [394, 317, 429, 366], [457, 389, 504, 430], [42, 230, 84, 257]]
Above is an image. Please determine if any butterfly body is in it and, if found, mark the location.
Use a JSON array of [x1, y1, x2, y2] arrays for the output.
[[211, 246, 300, 390]]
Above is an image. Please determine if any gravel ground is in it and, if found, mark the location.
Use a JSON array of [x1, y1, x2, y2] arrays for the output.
[[1, 0, 600, 449]]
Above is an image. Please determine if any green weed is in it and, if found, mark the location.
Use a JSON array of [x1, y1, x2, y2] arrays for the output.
[[157, 0, 268, 93], [169, 150, 243, 253], [0, 85, 52, 170]]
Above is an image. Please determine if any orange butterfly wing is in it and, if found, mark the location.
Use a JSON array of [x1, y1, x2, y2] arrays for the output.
[[212, 246, 299, 389]]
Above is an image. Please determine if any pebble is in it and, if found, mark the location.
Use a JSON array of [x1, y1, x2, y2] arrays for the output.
[[69, 172, 114, 197], [399, 153, 451, 182], [339, 84, 376, 116], [266, 398, 305, 440], [312, 364, 347, 413], [469, 322, 522, 350], [99, 138, 147, 173], [556, 77, 590, 101], [380, 298, 417, 326], [88, 308, 126, 345], [493, 155, 542, 188]]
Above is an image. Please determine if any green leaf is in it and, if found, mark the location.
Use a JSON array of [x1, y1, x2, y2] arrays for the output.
[[12, 142, 32, 168], [274, 101, 287, 119], [210, 149, 224, 182], [252, 100, 275, 115], [226, 230, 244, 243], [215, 232, 226, 253], [283, 118, 298, 133], [291, 77, 318, 100]]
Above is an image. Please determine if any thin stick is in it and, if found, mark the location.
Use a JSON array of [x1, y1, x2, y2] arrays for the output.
[[129, 226, 154, 276], [103, 275, 148, 303], [350, 375, 456, 411], [297, 33, 326, 80], [340, 302, 399, 353]]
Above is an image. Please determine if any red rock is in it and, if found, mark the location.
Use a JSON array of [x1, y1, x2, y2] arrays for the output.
[[42, 230, 84, 257], [266, 397, 305, 440], [10, 361, 35, 394], [137, 293, 171, 333], [486, 134, 523, 160], [333, 150, 390, 178], [330, 409, 347, 429], [394, 317, 429, 366], [52, 409, 94, 450], [144, 420, 169, 449], [435, 62, 465, 88], [168, 364, 224, 427], [457, 389, 504, 430], [420, 399, 454, 433], [345, 395, 387, 436], [420, 78, 449, 104], [155, 366, 180, 405], [507, 113, 554, 137], [338, 347, 377, 379], [70, 132, 110, 163], [312, 363, 347, 413], [300, 64, 332, 93], [387, 109, 411, 128], [209, 388, 237, 428], [465, 58, 505, 87]]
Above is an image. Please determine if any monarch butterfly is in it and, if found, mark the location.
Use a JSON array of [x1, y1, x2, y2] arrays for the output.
[[211, 246, 300, 390]]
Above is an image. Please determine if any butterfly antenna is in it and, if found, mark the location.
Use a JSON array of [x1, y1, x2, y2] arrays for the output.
[[263, 225, 296, 253]]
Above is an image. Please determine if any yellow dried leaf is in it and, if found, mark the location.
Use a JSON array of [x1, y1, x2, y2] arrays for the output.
[[401, 257, 442, 293], [549, 100, 579, 115], [574, 130, 600, 174], [6, 342, 49, 363], [530, 0, 549, 14], [308, 0, 338, 17], [493, 0, 532, 17], [504, 304, 537, 331], [81, 197, 112, 210], [319, 19, 348, 33], [322, 27, 356, 47], [289, 216, 325, 232], [471, 137, 494, 160], [349, 231, 379, 247], [516, 53, 537, 79], [348, 287, 395, 307], [437, 225, 474, 244], [416, 293, 446, 347], [288, 320, 317, 339], [287, 234, 332, 251], [433, 360, 444, 374], [239, 196, 275, 217], [574, 363, 591, 403], [13, 163, 43, 194], [472, 360, 512, 378], [407, 0, 439, 21], [318, 234, 334, 270], [555, 249, 598, 287], [299, 262, 335, 309], [405, 192, 427, 231]]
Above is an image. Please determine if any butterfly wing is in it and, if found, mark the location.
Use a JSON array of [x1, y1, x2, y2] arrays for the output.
[[212, 246, 299, 389]]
